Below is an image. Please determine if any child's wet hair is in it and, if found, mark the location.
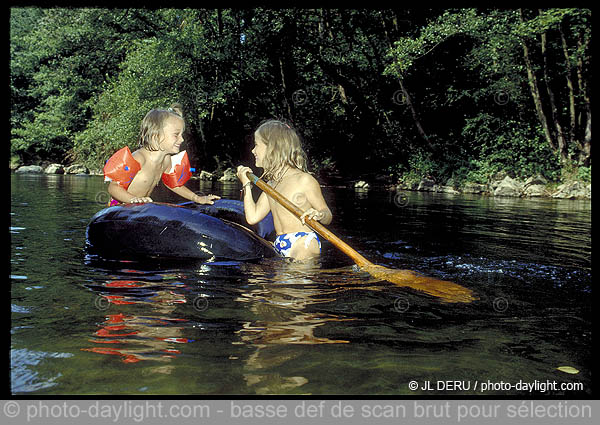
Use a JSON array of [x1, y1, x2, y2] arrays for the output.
[[138, 103, 185, 151], [254, 119, 309, 182]]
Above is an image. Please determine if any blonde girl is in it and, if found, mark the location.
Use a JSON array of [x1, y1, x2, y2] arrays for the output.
[[237, 119, 332, 261], [104, 104, 219, 205]]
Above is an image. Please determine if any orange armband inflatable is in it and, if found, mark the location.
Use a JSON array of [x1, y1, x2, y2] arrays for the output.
[[162, 150, 192, 188], [103, 146, 141, 190]]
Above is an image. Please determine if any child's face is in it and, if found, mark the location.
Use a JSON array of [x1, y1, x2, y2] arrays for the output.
[[252, 132, 267, 168], [159, 116, 185, 154]]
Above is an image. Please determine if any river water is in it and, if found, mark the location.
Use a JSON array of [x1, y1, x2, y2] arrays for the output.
[[10, 174, 591, 395]]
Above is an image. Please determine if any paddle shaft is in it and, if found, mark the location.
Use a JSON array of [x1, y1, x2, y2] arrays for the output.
[[247, 172, 372, 268]]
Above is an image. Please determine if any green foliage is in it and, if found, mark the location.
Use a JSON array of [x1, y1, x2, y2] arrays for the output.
[[407, 150, 436, 179], [461, 114, 562, 181], [577, 166, 591, 183], [560, 160, 592, 183], [384, 9, 483, 77], [10, 8, 591, 184], [74, 35, 193, 166], [10, 8, 164, 164]]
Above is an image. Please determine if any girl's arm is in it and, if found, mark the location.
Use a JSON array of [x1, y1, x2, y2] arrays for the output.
[[107, 181, 152, 203], [299, 174, 333, 225], [237, 166, 271, 225], [106, 149, 152, 203], [166, 184, 220, 204]]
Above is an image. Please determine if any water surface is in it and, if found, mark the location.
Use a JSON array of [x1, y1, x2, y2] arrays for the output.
[[10, 174, 591, 395]]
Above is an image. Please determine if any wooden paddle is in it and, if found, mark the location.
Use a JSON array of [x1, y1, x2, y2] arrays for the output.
[[247, 172, 475, 303]]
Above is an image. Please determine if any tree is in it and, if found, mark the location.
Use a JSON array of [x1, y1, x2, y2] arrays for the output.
[[11, 8, 591, 183], [10, 8, 166, 164], [518, 8, 591, 166], [384, 8, 591, 181]]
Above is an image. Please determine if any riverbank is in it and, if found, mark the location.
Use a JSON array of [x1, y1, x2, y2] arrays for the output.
[[355, 172, 591, 200], [12, 163, 591, 200]]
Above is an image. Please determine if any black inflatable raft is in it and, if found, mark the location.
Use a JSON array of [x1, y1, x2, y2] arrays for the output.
[[86, 199, 277, 261]]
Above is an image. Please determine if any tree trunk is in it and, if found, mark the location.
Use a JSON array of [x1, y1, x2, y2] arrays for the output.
[[211, 10, 223, 125], [540, 26, 568, 162], [576, 33, 592, 166], [519, 9, 557, 154], [379, 11, 433, 150], [316, 10, 377, 127], [397, 78, 433, 150], [559, 24, 577, 144], [279, 57, 293, 120]]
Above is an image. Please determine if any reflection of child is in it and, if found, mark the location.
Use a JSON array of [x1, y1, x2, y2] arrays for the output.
[[104, 104, 219, 205], [237, 119, 332, 261]]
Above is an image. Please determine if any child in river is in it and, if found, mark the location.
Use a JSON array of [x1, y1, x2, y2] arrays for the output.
[[104, 104, 219, 205], [236, 119, 332, 261]]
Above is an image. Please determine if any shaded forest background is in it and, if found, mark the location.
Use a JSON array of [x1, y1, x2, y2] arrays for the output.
[[10, 8, 591, 186]]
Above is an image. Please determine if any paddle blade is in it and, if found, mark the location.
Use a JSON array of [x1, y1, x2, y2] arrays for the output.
[[362, 265, 475, 303]]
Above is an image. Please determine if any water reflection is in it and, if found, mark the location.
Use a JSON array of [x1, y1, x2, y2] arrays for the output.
[[238, 261, 352, 343], [233, 260, 370, 394], [82, 269, 192, 371]]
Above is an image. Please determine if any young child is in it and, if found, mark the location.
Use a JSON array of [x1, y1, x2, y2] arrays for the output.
[[104, 104, 219, 206], [236, 119, 332, 261]]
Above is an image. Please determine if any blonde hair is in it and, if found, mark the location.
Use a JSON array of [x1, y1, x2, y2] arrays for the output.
[[255, 119, 309, 182], [138, 103, 185, 151]]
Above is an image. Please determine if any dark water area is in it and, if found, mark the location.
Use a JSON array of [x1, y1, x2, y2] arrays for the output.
[[10, 174, 592, 396]]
